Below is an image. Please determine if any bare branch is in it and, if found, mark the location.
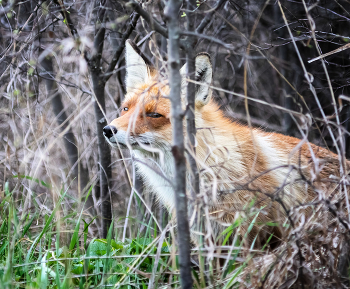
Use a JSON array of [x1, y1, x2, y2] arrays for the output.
[[104, 13, 140, 83], [196, 0, 227, 34], [308, 42, 350, 63], [165, 0, 193, 287], [180, 30, 233, 49], [54, 0, 79, 40], [123, 0, 168, 39]]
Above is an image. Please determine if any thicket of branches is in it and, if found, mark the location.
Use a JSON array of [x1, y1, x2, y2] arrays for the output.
[[1, 0, 350, 288]]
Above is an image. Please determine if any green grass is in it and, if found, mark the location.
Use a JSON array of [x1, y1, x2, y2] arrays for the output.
[[0, 180, 254, 288], [0, 182, 183, 288]]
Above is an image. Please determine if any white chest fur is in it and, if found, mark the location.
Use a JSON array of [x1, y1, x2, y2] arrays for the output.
[[133, 150, 176, 211]]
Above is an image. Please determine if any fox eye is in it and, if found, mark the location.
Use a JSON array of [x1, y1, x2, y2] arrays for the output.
[[146, 112, 163, 118], [123, 107, 129, 111]]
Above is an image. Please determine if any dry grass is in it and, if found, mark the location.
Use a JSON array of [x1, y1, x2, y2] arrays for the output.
[[1, 0, 350, 288]]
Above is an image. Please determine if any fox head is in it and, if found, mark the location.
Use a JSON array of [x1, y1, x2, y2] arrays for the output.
[[103, 40, 212, 154]]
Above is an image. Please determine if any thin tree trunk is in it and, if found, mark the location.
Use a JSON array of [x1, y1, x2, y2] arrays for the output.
[[90, 25, 112, 238], [92, 76, 112, 238], [89, 6, 140, 238], [165, 0, 193, 288], [40, 56, 92, 210]]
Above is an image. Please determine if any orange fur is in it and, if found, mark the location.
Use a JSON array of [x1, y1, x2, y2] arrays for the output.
[[105, 43, 348, 247]]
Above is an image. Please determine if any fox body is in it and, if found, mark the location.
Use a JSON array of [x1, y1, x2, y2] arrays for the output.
[[104, 40, 344, 245]]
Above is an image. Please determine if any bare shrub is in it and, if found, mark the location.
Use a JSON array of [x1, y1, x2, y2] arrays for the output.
[[1, 0, 350, 288]]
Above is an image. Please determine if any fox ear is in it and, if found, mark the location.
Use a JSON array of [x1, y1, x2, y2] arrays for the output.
[[125, 40, 153, 92], [180, 53, 213, 107]]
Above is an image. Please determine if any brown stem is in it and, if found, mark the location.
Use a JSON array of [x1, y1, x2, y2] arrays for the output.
[[165, 0, 193, 287]]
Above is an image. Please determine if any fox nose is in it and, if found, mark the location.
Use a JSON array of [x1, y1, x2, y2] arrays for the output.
[[103, 125, 118, 138]]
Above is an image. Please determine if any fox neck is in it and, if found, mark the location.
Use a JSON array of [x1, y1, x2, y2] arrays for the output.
[[133, 149, 176, 210], [133, 101, 246, 210]]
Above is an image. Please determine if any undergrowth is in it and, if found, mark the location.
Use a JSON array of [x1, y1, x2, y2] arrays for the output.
[[0, 180, 247, 288], [0, 182, 173, 288]]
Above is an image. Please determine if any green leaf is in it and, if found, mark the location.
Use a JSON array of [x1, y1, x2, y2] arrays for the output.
[[247, 209, 262, 234], [262, 233, 274, 251], [69, 219, 81, 251], [89, 239, 108, 256], [0, 241, 9, 256], [71, 263, 83, 274], [111, 239, 123, 251], [218, 217, 242, 245], [84, 238, 95, 277]]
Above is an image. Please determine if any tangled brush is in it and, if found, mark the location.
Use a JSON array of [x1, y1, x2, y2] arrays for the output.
[[236, 196, 350, 288]]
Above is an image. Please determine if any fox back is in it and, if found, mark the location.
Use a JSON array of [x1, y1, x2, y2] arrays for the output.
[[103, 40, 346, 246]]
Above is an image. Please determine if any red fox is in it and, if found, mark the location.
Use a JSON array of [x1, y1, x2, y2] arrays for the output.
[[103, 40, 347, 246]]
